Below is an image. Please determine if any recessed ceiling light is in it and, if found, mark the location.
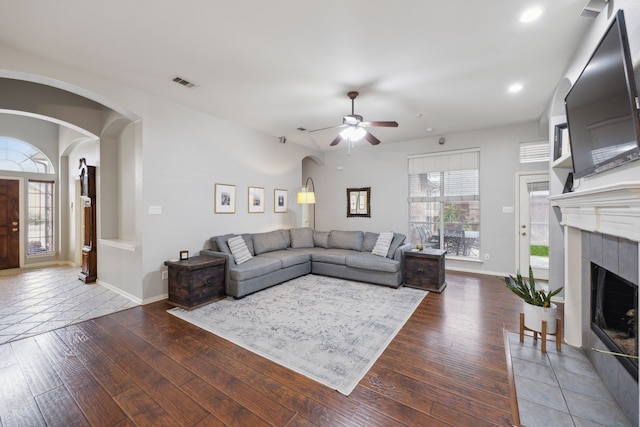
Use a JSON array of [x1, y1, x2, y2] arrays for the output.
[[520, 7, 543, 23], [508, 83, 524, 93]]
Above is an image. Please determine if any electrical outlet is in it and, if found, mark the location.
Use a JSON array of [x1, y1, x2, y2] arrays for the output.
[[484, 253, 490, 260], [162, 270, 168, 280]]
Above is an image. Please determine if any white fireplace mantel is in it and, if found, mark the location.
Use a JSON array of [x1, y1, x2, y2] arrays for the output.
[[549, 182, 640, 243]]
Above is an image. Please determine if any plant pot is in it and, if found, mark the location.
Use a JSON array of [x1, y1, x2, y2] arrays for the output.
[[523, 301, 557, 334]]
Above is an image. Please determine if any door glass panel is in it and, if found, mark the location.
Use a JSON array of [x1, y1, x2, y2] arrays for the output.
[[528, 182, 549, 271]]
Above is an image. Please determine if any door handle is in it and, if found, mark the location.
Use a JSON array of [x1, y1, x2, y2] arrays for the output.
[[11, 221, 18, 226], [521, 231, 527, 236], [12, 228, 18, 232]]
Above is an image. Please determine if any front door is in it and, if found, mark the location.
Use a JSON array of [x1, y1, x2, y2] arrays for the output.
[[518, 173, 549, 280], [0, 179, 20, 269]]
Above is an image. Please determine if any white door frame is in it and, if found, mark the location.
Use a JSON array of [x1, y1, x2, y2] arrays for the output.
[[516, 171, 549, 279]]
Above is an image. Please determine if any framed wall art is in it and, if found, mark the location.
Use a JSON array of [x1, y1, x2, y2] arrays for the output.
[[346, 187, 371, 218], [274, 189, 288, 213], [248, 186, 265, 213], [214, 183, 236, 214]]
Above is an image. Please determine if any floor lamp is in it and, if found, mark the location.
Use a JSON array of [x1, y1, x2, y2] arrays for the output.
[[297, 177, 316, 229]]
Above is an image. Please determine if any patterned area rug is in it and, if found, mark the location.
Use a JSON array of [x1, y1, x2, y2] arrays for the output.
[[168, 274, 427, 395]]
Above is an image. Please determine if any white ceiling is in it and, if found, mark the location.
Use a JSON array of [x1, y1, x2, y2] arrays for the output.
[[0, 1, 591, 151]]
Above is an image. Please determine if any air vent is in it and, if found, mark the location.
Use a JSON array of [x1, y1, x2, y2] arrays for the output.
[[172, 76, 196, 88]]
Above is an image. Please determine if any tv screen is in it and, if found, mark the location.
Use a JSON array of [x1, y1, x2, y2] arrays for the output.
[[565, 9, 640, 179]]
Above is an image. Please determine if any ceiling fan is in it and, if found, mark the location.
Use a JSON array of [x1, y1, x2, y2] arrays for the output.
[[310, 91, 398, 146]]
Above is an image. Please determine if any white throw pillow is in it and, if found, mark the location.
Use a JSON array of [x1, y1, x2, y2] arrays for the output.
[[228, 235, 252, 264], [372, 232, 394, 257]]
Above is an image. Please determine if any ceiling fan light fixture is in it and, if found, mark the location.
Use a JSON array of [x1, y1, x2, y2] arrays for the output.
[[340, 126, 366, 141], [343, 115, 363, 126]]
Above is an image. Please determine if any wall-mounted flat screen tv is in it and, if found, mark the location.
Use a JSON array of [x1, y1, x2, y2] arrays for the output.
[[565, 9, 640, 179]]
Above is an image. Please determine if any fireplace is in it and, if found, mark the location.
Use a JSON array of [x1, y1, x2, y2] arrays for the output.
[[591, 263, 638, 380], [550, 182, 640, 426]]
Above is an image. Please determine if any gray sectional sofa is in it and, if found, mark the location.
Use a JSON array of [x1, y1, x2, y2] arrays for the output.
[[200, 228, 410, 298]]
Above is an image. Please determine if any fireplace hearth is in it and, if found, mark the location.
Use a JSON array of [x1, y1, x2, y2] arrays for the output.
[[591, 263, 638, 380]]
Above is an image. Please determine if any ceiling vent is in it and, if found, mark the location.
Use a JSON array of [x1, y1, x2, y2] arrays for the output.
[[580, 0, 609, 18], [172, 76, 197, 88]]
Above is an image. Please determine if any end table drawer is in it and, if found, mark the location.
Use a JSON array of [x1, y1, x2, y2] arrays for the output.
[[405, 257, 439, 288]]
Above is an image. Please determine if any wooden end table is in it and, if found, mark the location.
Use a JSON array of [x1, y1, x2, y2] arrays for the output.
[[164, 256, 226, 309], [404, 248, 447, 292]]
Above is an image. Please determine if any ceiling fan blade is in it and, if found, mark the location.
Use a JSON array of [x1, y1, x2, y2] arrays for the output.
[[363, 131, 381, 145], [309, 124, 343, 133], [361, 121, 398, 128], [330, 134, 345, 146]]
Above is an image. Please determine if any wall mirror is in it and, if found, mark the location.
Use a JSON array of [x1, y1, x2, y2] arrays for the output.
[[346, 187, 371, 218]]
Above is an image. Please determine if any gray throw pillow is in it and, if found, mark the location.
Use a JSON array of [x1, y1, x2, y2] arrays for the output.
[[387, 233, 406, 258], [313, 230, 330, 248], [290, 227, 314, 248], [328, 230, 364, 251]]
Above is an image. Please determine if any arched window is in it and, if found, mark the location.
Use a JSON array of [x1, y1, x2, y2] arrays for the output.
[[0, 137, 54, 173]]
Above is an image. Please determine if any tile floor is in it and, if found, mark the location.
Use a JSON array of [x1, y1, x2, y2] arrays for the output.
[[508, 332, 633, 426], [0, 265, 138, 344]]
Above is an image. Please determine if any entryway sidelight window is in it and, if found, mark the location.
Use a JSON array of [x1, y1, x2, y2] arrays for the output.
[[28, 180, 55, 255], [408, 149, 480, 259]]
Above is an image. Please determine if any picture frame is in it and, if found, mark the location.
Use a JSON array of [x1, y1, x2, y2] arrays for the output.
[[248, 186, 265, 213], [274, 189, 288, 213], [214, 183, 236, 214], [346, 187, 371, 218], [553, 123, 568, 161]]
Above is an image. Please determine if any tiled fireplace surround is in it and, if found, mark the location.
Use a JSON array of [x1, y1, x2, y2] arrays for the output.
[[551, 182, 640, 425]]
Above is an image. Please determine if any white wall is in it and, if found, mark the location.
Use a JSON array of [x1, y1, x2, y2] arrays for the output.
[[1, 45, 320, 302], [305, 121, 545, 276]]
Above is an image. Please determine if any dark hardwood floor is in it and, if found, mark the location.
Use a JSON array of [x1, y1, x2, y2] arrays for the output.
[[0, 271, 529, 426]]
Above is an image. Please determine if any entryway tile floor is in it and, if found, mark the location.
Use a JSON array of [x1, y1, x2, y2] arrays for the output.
[[0, 265, 138, 345], [507, 332, 632, 426]]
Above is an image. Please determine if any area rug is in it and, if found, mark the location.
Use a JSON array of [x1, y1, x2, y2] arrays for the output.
[[168, 274, 427, 395]]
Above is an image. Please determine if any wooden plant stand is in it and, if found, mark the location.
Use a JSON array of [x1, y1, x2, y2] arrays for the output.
[[519, 312, 562, 353]]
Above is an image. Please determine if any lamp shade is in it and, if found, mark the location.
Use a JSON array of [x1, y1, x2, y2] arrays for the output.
[[297, 190, 316, 204]]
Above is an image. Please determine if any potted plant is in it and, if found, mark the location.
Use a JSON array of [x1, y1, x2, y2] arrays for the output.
[[504, 266, 563, 334]]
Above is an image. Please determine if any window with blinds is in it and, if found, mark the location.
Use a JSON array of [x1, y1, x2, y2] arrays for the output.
[[519, 141, 549, 163], [408, 149, 480, 259]]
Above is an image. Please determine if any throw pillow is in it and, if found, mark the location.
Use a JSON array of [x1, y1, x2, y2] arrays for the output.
[[387, 233, 406, 258], [372, 232, 394, 257], [290, 227, 314, 248], [227, 235, 252, 264]]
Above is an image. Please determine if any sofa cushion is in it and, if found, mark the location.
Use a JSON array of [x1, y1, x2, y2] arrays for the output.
[[229, 257, 282, 282], [278, 228, 291, 247], [328, 230, 364, 251], [311, 250, 349, 265], [372, 232, 394, 257], [345, 252, 401, 273], [290, 227, 314, 248], [387, 233, 406, 258], [227, 235, 252, 264], [313, 230, 330, 248], [213, 234, 236, 255], [362, 232, 379, 252], [260, 250, 310, 268], [252, 230, 288, 255], [240, 234, 255, 255]]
